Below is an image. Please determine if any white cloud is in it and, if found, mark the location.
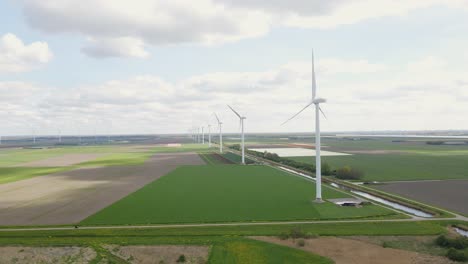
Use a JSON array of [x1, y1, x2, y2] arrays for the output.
[[2, 56, 468, 135], [281, 0, 441, 28], [82, 37, 149, 59], [19, 0, 468, 58], [283, 59, 386, 76], [20, 0, 271, 58], [0, 81, 40, 102], [0, 33, 53, 73]]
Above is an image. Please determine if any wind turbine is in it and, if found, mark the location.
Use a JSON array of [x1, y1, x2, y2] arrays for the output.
[[32, 127, 36, 144], [197, 127, 201, 143], [58, 128, 62, 144], [282, 50, 327, 203], [228, 105, 246, 165], [201, 126, 205, 144], [207, 124, 212, 147], [213, 113, 223, 153]]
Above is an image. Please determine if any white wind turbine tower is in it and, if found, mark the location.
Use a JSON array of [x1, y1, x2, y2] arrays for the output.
[[58, 128, 62, 143], [282, 50, 327, 202], [213, 113, 223, 153], [207, 124, 212, 147], [201, 126, 205, 144], [228, 105, 246, 165]]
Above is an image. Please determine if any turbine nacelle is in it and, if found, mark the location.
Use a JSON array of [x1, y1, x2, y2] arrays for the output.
[[312, 98, 326, 104]]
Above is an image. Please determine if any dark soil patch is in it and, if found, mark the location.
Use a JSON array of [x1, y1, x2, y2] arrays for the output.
[[210, 153, 234, 164], [374, 180, 468, 216]]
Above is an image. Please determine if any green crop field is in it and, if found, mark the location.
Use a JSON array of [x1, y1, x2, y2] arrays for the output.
[[0, 146, 120, 167], [198, 153, 226, 165], [81, 165, 398, 225], [152, 143, 213, 153], [290, 152, 468, 182], [1, 220, 459, 264], [0, 232, 332, 264], [0, 167, 67, 184], [322, 137, 468, 152], [0, 144, 210, 168], [283, 137, 468, 182], [225, 136, 468, 181], [222, 152, 255, 164], [77, 152, 154, 167], [0, 220, 459, 263], [0, 144, 213, 184], [0, 146, 147, 185]]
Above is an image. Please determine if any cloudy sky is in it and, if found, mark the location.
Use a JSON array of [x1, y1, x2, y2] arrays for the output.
[[1, 0, 468, 136]]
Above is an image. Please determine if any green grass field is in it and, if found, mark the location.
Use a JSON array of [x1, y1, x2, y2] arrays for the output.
[[0, 146, 123, 167], [283, 137, 468, 182], [1, 220, 460, 264], [0, 167, 68, 184], [78, 152, 154, 167], [290, 153, 468, 181], [81, 165, 398, 225], [198, 153, 226, 165], [222, 152, 255, 164], [224, 136, 468, 181], [0, 144, 212, 184], [152, 143, 213, 153], [0, 232, 332, 264], [322, 137, 468, 152], [0, 220, 461, 263]]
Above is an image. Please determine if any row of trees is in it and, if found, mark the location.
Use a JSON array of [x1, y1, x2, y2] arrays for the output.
[[336, 166, 364, 180], [228, 145, 364, 180], [229, 145, 317, 173]]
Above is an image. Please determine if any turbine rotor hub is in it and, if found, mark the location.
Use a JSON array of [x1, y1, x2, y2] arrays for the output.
[[312, 98, 327, 104]]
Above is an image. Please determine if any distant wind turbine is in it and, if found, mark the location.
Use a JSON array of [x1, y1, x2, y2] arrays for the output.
[[198, 127, 201, 143], [32, 127, 36, 144], [228, 105, 246, 165], [213, 113, 223, 153], [208, 124, 212, 147], [282, 50, 327, 202], [202, 126, 205, 144]]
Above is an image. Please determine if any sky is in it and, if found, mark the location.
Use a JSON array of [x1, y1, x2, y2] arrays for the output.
[[1, 0, 468, 136]]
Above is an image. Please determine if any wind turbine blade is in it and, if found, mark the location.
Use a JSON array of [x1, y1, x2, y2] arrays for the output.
[[319, 106, 327, 120], [238, 119, 242, 131], [281, 102, 313, 126], [227, 105, 242, 119], [312, 49, 317, 100], [213, 112, 220, 123]]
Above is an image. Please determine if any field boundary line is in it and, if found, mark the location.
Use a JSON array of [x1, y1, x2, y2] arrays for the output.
[[0, 217, 466, 232]]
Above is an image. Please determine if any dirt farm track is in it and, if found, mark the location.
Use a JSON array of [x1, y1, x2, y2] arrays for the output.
[[0, 153, 204, 226]]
